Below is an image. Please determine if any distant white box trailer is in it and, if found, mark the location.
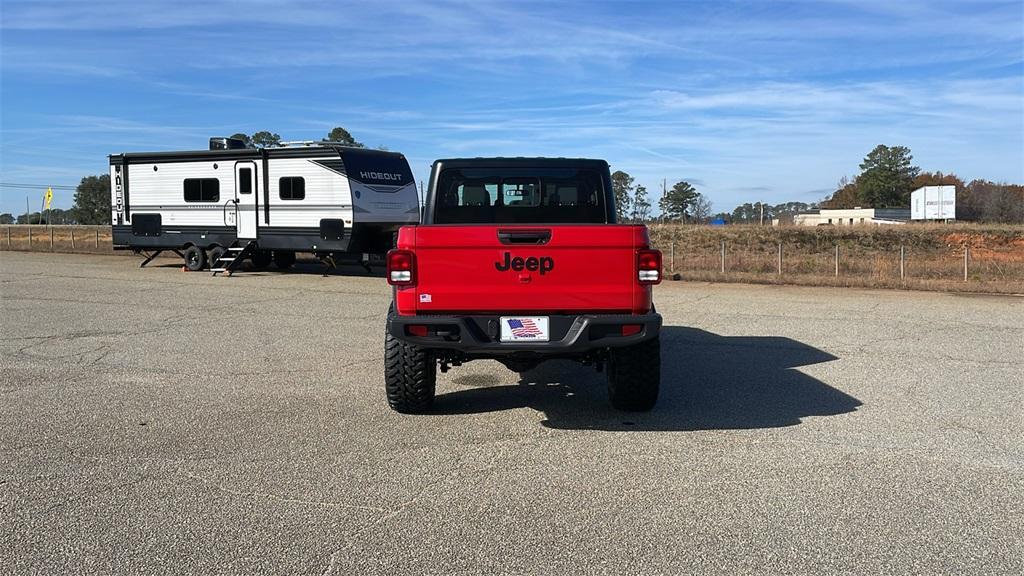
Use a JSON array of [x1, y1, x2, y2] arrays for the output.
[[911, 185, 956, 220]]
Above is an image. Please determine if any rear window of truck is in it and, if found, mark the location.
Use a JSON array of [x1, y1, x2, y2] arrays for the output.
[[433, 168, 607, 224]]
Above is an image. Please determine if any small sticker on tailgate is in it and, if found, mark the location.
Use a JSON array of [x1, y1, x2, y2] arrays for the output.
[[500, 317, 550, 342]]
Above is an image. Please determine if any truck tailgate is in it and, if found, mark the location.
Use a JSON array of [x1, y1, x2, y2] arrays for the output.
[[407, 225, 646, 314]]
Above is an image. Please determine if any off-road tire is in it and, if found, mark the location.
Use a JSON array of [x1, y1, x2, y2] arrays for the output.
[[273, 250, 296, 270], [183, 245, 206, 272], [384, 324, 436, 414], [607, 336, 660, 411]]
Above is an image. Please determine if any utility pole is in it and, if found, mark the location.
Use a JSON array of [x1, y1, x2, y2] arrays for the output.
[[661, 179, 667, 223], [25, 196, 30, 225]]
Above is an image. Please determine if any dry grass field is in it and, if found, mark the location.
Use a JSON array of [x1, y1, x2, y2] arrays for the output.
[[2, 223, 1022, 293], [650, 223, 1024, 294], [1, 225, 113, 255]]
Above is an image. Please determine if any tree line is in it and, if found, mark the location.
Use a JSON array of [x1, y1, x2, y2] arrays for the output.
[[717, 201, 819, 225], [614, 143, 1021, 224], [824, 144, 1023, 222], [9, 136, 1021, 226], [1, 208, 77, 225], [611, 170, 821, 225], [1, 174, 108, 225], [612, 171, 712, 223], [227, 126, 366, 149]]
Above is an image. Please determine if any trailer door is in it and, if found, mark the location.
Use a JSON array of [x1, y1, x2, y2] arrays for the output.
[[235, 161, 258, 239]]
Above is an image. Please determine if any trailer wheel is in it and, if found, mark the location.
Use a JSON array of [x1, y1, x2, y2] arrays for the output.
[[183, 245, 206, 272], [208, 246, 226, 269], [251, 250, 272, 270], [273, 251, 296, 269], [384, 311, 436, 414], [607, 336, 660, 411]]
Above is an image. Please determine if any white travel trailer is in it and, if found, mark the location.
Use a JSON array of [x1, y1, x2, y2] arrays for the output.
[[109, 138, 420, 272]]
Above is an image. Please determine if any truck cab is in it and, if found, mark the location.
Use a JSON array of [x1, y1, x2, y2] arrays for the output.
[[384, 158, 662, 413]]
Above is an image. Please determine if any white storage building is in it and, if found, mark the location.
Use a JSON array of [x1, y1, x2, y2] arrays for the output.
[[792, 208, 910, 226]]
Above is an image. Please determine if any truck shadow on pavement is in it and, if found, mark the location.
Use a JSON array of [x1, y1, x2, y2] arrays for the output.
[[251, 260, 386, 278], [136, 259, 386, 278], [434, 326, 860, 431]]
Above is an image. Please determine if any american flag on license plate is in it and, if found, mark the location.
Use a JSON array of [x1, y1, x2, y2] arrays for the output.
[[507, 318, 542, 338]]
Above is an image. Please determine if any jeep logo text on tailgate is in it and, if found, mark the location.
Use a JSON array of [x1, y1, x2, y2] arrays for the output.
[[495, 252, 554, 275]]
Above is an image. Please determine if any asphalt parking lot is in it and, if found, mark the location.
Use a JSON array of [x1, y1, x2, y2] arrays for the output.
[[1, 251, 1022, 575]]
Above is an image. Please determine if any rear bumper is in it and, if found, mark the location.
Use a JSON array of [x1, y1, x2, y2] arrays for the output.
[[387, 311, 661, 356]]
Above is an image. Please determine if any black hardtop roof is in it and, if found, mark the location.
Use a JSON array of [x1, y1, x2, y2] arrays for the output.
[[432, 157, 609, 169]]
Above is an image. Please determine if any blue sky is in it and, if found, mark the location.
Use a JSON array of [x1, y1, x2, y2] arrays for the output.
[[1, 0, 1022, 215]]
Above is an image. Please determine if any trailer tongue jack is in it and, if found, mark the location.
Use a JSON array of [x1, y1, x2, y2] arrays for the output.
[[136, 249, 184, 268]]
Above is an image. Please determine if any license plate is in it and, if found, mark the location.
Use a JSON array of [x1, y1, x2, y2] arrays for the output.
[[499, 316, 550, 342]]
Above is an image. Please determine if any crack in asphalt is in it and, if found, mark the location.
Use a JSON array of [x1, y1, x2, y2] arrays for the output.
[[179, 470, 394, 514], [317, 440, 509, 575]]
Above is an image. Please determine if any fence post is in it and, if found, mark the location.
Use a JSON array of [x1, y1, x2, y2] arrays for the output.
[[720, 240, 725, 273], [50, 227, 54, 250], [95, 229, 99, 248], [71, 228, 76, 250], [28, 226, 32, 247], [670, 239, 675, 275], [6, 226, 10, 248], [900, 245, 905, 280], [964, 244, 969, 282], [777, 242, 782, 275], [834, 244, 839, 277]]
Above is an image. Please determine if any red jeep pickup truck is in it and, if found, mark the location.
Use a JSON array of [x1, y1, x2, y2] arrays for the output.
[[384, 158, 662, 413]]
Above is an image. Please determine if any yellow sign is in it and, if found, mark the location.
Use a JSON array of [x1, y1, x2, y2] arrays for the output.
[[44, 187, 53, 210]]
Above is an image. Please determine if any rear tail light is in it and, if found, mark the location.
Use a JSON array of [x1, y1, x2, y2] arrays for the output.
[[637, 249, 662, 285], [406, 325, 428, 337], [386, 249, 415, 286]]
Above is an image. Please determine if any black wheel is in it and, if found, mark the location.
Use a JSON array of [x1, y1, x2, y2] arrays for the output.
[[183, 245, 206, 272], [273, 250, 296, 269], [607, 336, 660, 411], [208, 246, 226, 269], [251, 249, 272, 270], [384, 310, 436, 414]]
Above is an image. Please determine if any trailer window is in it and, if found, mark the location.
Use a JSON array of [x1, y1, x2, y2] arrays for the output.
[[279, 177, 305, 200], [183, 178, 219, 202], [239, 168, 252, 194]]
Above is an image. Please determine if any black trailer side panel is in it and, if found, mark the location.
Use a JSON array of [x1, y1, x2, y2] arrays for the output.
[[112, 225, 238, 250]]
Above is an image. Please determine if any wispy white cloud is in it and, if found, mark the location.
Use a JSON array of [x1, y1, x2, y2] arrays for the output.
[[1, 1, 1021, 213]]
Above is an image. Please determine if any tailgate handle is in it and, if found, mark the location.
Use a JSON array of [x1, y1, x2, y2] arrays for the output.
[[497, 229, 551, 245]]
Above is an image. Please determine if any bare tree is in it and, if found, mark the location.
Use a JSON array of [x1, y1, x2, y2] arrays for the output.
[[691, 192, 713, 223], [632, 185, 651, 221]]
